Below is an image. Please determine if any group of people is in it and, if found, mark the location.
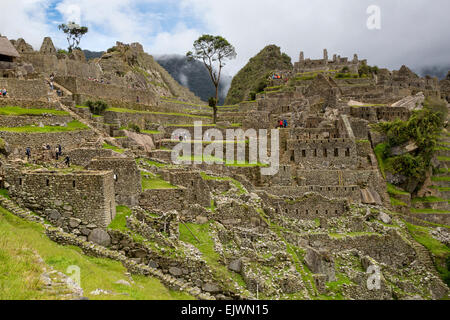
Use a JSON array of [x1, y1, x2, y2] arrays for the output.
[[277, 119, 288, 128], [25, 145, 70, 167], [1, 88, 8, 97], [272, 74, 282, 79], [87, 77, 105, 84]]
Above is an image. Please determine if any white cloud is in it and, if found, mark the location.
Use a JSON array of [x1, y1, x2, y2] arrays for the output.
[[54, 0, 165, 51], [179, 0, 450, 74], [149, 23, 201, 56], [0, 0, 53, 50], [1, 0, 449, 77]]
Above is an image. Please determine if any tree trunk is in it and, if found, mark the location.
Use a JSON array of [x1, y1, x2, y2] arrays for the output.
[[213, 84, 219, 124]]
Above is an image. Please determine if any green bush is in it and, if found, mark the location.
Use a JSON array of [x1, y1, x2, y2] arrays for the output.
[[253, 78, 268, 93], [248, 91, 256, 101], [208, 97, 217, 108], [128, 123, 141, 133], [374, 97, 447, 186], [85, 100, 108, 115]]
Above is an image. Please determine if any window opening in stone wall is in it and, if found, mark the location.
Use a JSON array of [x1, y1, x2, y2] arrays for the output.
[[334, 148, 338, 157], [73, 180, 76, 188]]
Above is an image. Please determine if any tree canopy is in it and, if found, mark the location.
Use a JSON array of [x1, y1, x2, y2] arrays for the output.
[[58, 22, 88, 52], [187, 35, 236, 123]]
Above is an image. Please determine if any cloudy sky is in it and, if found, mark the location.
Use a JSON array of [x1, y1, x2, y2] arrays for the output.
[[1, 0, 449, 76]]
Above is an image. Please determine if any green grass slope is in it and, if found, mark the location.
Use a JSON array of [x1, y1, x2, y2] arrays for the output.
[[0, 206, 193, 300]]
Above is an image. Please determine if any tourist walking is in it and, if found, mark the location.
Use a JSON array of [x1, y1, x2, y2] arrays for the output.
[[25, 147, 31, 161], [64, 156, 70, 167]]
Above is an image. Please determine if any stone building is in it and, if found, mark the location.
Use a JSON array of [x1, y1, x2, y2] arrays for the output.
[[87, 157, 142, 206], [0, 36, 20, 76], [294, 49, 366, 74], [3, 167, 116, 230]]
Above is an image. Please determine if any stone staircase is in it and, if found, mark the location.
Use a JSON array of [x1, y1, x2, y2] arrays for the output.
[[410, 238, 442, 279], [45, 78, 121, 148]]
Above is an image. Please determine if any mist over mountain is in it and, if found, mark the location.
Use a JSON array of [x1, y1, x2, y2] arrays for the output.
[[416, 65, 450, 80], [155, 54, 232, 105], [83, 50, 104, 60]]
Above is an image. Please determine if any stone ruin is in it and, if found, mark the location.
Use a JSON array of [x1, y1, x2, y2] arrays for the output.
[[0, 36, 448, 300]]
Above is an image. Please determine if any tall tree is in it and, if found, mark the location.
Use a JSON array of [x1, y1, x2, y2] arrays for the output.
[[58, 22, 88, 53], [187, 35, 236, 123]]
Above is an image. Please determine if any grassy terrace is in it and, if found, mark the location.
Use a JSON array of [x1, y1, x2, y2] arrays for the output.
[[142, 130, 162, 134], [0, 120, 88, 133], [106, 107, 212, 119], [391, 197, 407, 207], [176, 155, 268, 167], [179, 222, 247, 292], [141, 171, 177, 190], [437, 156, 450, 162], [108, 205, 132, 232], [0, 206, 192, 300], [410, 208, 450, 214], [164, 124, 216, 127], [405, 222, 450, 286], [137, 158, 169, 168], [102, 143, 125, 154], [412, 196, 449, 204], [166, 139, 248, 144], [387, 183, 410, 195], [0, 106, 69, 116], [200, 172, 246, 195], [431, 176, 450, 182]]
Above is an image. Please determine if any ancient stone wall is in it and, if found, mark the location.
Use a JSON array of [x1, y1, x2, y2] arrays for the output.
[[20, 53, 101, 79], [0, 114, 73, 127], [103, 110, 212, 128], [286, 138, 357, 168], [66, 148, 123, 167], [295, 169, 389, 205], [350, 118, 370, 140], [262, 185, 361, 202], [139, 188, 186, 211], [0, 130, 96, 157], [306, 230, 416, 267], [260, 192, 349, 220], [347, 106, 410, 122], [3, 168, 116, 229], [0, 98, 59, 109], [0, 78, 49, 100], [88, 157, 142, 206], [55, 76, 159, 106]]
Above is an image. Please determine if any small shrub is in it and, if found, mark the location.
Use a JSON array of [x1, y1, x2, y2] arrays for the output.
[[248, 91, 256, 101], [128, 123, 141, 133], [208, 97, 217, 108], [85, 100, 108, 115]]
